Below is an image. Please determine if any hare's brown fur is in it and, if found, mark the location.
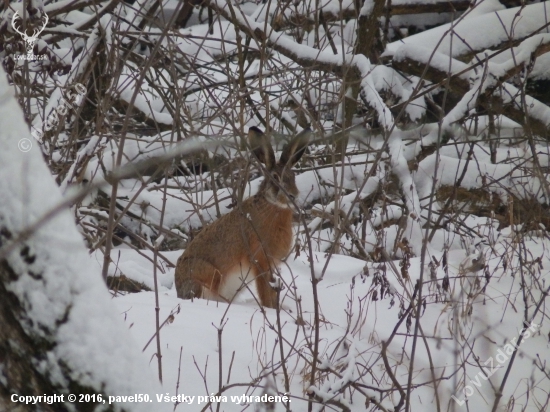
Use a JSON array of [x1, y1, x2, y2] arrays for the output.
[[175, 127, 310, 308]]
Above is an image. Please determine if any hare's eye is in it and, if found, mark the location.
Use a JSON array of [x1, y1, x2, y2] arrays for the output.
[[272, 173, 280, 182]]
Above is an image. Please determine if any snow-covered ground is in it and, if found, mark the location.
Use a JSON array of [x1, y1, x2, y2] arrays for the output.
[[104, 227, 550, 411]]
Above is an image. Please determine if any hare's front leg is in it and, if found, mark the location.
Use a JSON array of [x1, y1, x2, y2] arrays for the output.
[[175, 257, 223, 300], [249, 251, 279, 309]]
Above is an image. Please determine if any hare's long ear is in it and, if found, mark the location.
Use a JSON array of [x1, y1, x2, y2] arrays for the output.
[[248, 126, 275, 169], [280, 127, 311, 166]]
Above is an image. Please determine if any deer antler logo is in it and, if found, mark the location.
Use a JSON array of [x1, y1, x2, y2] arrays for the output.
[[11, 11, 48, 57]]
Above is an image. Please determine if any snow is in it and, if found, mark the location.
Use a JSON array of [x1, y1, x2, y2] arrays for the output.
[[465, 0, 505, 18], [0, 67, 170, 411], [359, 0, 375, 17], [105, 233, 550, 410], [384, 2, 550, 58], [211, 0, 371, 71], [393, 39, 550, 142], [98, 247, 178, 290], [116, 67, 174, 125], [498, 82, 550, 129], [415, 150, 546, 204], [393, 43, 470, 74]]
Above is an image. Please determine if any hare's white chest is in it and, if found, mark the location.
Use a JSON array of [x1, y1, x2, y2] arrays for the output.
[[202, 260, 255, 303]]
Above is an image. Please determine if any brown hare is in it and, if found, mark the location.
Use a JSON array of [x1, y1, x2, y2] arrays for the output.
[[175, 126, 310, 308]]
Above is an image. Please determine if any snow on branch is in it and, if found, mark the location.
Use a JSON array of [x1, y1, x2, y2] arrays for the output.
[[361, 74, 394, 129], [265, 0, 471, 31], [205, 0, 393, 129], [43, 0, 103, 18], [385, 2, 550, 59], [207, 0, 361, 78], [392, 44, 550, 137], [482, 34, 550, 89], [43, 0, 118, 44]]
